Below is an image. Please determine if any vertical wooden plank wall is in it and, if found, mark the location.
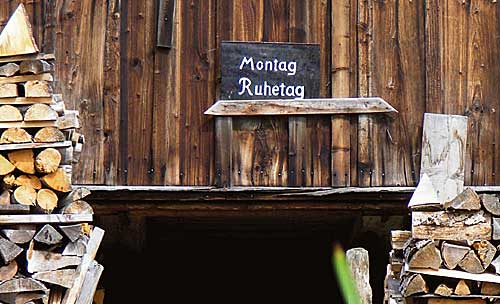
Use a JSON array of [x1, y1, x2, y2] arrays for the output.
[[1, 1, 499, 187]]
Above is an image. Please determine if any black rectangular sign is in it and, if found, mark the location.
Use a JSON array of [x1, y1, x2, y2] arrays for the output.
[[220, 42, 320, 100]]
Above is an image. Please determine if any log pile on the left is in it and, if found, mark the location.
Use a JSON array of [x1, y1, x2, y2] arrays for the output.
[[0, 4, 104, 304]]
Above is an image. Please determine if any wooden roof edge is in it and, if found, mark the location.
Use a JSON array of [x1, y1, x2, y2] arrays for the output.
[[204, 97, 398, 116]]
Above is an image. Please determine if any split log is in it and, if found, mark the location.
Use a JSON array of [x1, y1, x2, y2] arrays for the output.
[[52, 99, 65, 115], [481, 194, 500, 216], [7, 149, 35, 174], [62, 237, 87, 257], [0, 105, 22, 122], [0, 63, 19, 77], [493, 218, 500, 240], [12, 184, 36, 205], [0, 190, 10, 205], [19, 60, 52, 75], [441, 242, 470, 269], [481, 282, 500, 295], [0, 84, 17, 98], [472, 240, 496, 268], [57, 111, 80, 130], [404, 239, 442, 270], [35, 148, 61, 174], [0, 261, 17, 281], [69, 131, 85, 145], [34, 127, 65, 143], [0, 237, 23, 263], [0, 155, 15, 175], [75, 261, 103, 304], [0, 4, 39, 57], [59, 146, 73, 165], [59, 188, 90, 208], [24, 80, 52, 98], [59, 224, 82, 242], [73, 143, 82, 163], [434, 283, 453, 296], [62, 227, 104, 304], [36, 189, 58, 213], [41, 168, 71, 193], [458, 250, 484, 274], [60, 201, 93, 215], [34, 224, 62, 245], [0, 128, 31, 144], [2, 174, 15, 188], [444, 188, 481, 211], [412, 211, 492, 241], [27, 245, 81, 273], [400, 273, 428, 297], [14, 175, 41, 190], [24, 104, 58, 121], [391, 230, 411, 250], [2, 228, 35, 244], [0, 291, 47, 304], [0, 278, 47, 294], [32, 269, 76, 289], [454, 279, 471, 295]]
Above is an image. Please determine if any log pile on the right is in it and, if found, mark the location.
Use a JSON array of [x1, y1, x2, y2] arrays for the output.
[[385, 178, 500, 304]]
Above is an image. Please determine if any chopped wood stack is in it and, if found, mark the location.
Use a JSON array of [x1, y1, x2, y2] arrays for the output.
[[0, 5, 105, 304], [384, 113, 500, 303], [385, 185, 500, 304], [0, 4, 83, 215]]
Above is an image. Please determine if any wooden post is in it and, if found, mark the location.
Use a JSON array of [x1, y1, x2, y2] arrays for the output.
[[215, 117, 232, 188], [346, 247, 372, 304]]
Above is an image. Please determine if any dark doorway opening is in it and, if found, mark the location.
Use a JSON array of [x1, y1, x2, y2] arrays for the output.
[[97, 214, 393, 304]]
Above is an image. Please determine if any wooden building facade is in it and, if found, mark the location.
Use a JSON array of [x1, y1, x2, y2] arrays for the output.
[[1, 0, 498, 189], [1, 1, 500, 303]]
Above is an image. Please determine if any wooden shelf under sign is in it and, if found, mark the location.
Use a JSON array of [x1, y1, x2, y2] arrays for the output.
[[204, 97, 398, 116]]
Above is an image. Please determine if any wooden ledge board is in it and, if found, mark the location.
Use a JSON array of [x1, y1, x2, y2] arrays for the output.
[[0, 73, 53, 85], [0, 97, 55, 105], [0, 214, 92, 224], [0, 205, 30, 214], [0, 120, 57, 128], [406, 264, 500, 284], [0, 141, 71, 151], [414, 294, 500, 299], [0, 53, 54, 64], [204, 97, 398, 116]]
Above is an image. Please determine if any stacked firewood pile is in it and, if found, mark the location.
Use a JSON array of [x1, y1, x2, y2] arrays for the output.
[[384, 176, 500, 304], [0, 4, 105, 304]]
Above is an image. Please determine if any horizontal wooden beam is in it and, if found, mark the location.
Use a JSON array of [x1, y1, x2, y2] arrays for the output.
[[0, 120, 57, 129], [0, 96, 55, 105], [204, 97, 398, 116], [0, 141, 71, 151], [0, 73, 52, 85], [0, 53, 54, 64], [0, 214, 92, 224]]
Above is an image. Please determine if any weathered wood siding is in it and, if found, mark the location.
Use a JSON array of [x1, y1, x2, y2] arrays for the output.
[[1, 0, 499, 187]]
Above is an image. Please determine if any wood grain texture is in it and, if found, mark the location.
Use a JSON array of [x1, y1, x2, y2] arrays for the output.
[[331, 0, 357, 187], [178, 0, 216, 185], [0, 1, 496, 188], [421, 113, 467, 203], [288, 0, 330, 187], [152, 0, 180, 185], [102, 0, 121, 185]]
